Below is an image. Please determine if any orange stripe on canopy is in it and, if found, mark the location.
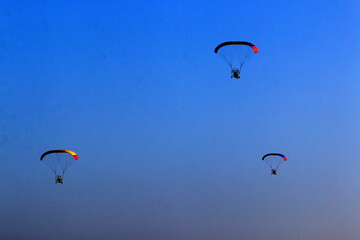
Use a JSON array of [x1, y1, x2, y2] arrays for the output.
[[63, 150, 78, 159], [251, 46, 259, 53]]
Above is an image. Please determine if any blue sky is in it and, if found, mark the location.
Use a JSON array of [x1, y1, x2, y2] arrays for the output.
[[1, 0, 360, 239]]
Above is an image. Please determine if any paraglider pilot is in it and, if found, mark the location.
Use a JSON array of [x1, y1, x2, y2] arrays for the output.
[[271, 169, 277, 175], [231, 68, 240, 79], [55, 175, 63, 184]]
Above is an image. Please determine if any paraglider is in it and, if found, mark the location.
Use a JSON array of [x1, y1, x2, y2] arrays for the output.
[[214, 41, 258, 79], [262, 153, 287, 175], [40, 150, 78, 184]]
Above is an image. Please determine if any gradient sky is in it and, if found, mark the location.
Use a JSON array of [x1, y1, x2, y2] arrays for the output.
[[1, 0, 360, 239]]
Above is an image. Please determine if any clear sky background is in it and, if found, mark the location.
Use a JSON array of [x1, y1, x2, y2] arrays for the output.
[[1, 0, 360, 239]]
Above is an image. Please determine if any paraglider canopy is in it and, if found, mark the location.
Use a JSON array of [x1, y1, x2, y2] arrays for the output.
[[262, 153, 287, 175], [214, 41, 259, 54], [41, 150, 78, 184], [214, 41, 258, 79], [40, 150, 78, 160]]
